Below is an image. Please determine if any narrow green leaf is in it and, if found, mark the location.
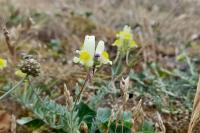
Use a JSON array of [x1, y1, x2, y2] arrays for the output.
[[17, 117, 44, 129]]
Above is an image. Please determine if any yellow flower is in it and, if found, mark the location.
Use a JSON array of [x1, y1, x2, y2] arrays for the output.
[[73, 35, 112, 68], [112, 25, 137, 52], [0, 58, 7, 70], [73, 35, 95, 67], [95, 41, 112, 65], [15, 69, 26, 78]]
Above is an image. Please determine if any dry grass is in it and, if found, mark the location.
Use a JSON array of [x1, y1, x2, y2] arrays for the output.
[[131, 99, 144, 133], [188, 75, 200, 133]]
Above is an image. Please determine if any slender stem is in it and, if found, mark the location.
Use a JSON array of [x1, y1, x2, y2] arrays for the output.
[[113, 54, 123, 78], [70, 69, 94, 132], [27, 76, 43, 102], [113, 51, 120, 64], [72, 69, 92, 111], [77, 71, 91, 101], [0, 76, 27, 100], [186, 55, 195, 76], [125, 50, 130, 65]]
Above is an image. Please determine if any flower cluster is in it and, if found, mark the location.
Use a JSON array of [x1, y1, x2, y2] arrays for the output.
[[112, 25, 137, 53], [18, 56, 40, 77], [73, 35, 112, 68], [0, 58, 7, 70]]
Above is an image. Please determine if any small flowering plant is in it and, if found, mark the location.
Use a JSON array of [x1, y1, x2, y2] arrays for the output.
[[72, 35, 112, 108], [73, 35, 112, 68], [0, 27, 139, 133], [113, 25, 137, 53], [111, 25, 138, 77]]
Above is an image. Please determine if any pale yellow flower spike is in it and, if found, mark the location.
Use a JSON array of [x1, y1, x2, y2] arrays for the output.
[[0, 58, 7, 70], [112, 25, 137, 52]]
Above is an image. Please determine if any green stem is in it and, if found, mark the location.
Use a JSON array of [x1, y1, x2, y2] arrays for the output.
[[70, 69, 94, 133], [113, 54, 123, 78], [125, 50, 130, 65], [27, 76, 43, 102], [113, 51, 120, 64], [0, 76, 27, 100], [186, 55, 195, 76], [72, 69, 93, 111]]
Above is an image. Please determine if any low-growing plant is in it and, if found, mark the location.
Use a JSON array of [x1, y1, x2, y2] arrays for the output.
[[0, 25, 148, 133], [2, 24, 197, 133]]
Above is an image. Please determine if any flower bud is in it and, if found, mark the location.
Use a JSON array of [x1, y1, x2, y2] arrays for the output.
[[120, 76, 130, 92], [79, 122, 88, 133], [19, 56, 40, 77]]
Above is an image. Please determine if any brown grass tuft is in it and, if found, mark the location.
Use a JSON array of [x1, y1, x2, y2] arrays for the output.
[[188, 75, 200, 133], [154, 112, 166, 133], [63, 84, 73, 111], [131, 99, 144, 133]]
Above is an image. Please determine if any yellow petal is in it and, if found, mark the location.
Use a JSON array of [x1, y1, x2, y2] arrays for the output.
[[123, 33, 132, 40], [79, 50, 93, 67], [112, 40, 120, 46], [130, 40, 137, 47], [95, 40, 105, 55], [83, 35, 95, 57], [101, 51, 112, 65], [80, 51, 91, 61], [102, 51, 109, 60], [15, 69, 26, 78], [0, 58, 7, 70]]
